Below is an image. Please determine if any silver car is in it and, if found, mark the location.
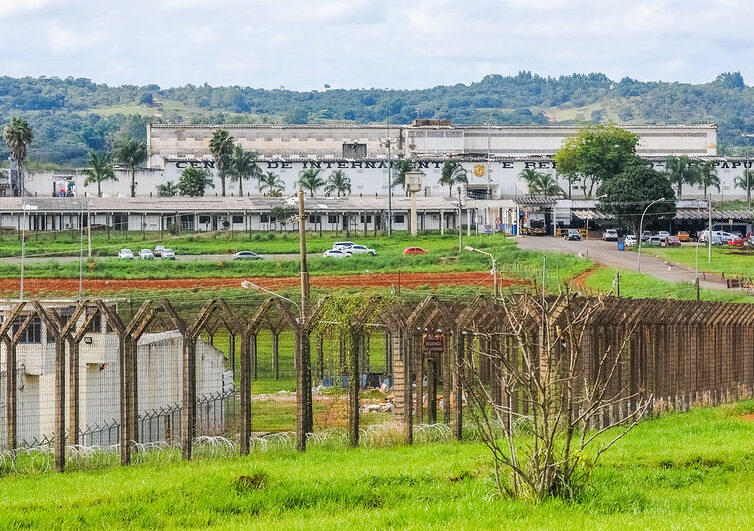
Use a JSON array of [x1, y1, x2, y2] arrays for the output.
[[118, 249, 134, 259], [232, 251, 263, 260], [139, 249, 155, 260], [348, 245, 377, 256], [161, 248, 176, 260]]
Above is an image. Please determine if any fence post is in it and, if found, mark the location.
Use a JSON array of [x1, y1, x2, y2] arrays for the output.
[[348, 329, 360, 447], [54, 335, 66, 472], [453, 328, 464, 440], [4, 337, 15, 450], [240, 331, 252, 455], [182, 335, 197, 460], [391, 327, 412, 444]]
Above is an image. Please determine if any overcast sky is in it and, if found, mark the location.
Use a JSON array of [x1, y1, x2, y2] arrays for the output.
[[1, 0, 752, 90]]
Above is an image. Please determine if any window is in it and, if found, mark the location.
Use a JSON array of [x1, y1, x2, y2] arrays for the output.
[[342, 142, 367, 158], [394, 215, 405, 224], [47, 306, 76, 342], [232, 215, 244, 224], [13, 316, 41, 344], [261, 214, 268, 223], [360, 215, 372, 224], [328, 215, 338, 224], [199, 215, 210, 224], [309, 215, 321, 224], [86, 307, 103, 333]]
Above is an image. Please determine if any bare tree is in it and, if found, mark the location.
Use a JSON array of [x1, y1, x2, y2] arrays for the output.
[[460, 291, 650, 500]]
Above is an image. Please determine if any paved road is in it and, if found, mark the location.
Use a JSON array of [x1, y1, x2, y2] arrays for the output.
[[515, 236, 729, 291]]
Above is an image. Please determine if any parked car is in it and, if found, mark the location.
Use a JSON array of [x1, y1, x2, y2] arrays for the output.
[[323, 249, 352, 258], [641, 231, 652, 242], [161, 248, 176, 260], [602, 228, 619, 241], [403, 247, 427, 255], [565, 229, 581, 241], [698, 230, 721, 243], [333, 241, 356, 251], [648, 236, 664, 246], [154, 245, 165, 257], [676, 231, 691, 242], [348, 245, 377, 256], [118, 249, 134, 259], [232, 251, 263, 260], [666, 235, 681, 247], [624, 234, 637, 246], [728, 235, 745, 247], [139, 249, 155, 260], [657, 231, 670, 242], [720, 231, 734, 243]]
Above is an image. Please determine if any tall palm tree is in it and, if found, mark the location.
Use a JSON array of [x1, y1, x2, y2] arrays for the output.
[[324, 170, 352, 197], [228, 144, 262, 196], [298, 168, 324, 197], [735, 169, 754, 206], [81, 151, 117, 197], [519, 168, 547, 195], [208, 128, 235, 197], [113, 137, 147, 197], [3, 117, 32, 196], [698, 161, 720, 199], [157, 181, 178, 197], [391, 158, 416, 189], [258, 171, 285, 197], [439, 161, 468, 196], [664, 155, 700, 200]]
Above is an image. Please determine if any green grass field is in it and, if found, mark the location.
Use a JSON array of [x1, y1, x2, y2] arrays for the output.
[[2, 403, 754, 528], [0, 233, 591, 282], [636, 244, 754, 279]]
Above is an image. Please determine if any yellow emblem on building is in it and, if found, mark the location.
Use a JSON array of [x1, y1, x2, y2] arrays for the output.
[[473, 164, 485, 177]]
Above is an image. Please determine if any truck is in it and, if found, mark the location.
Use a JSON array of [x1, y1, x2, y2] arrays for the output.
[[525, 212, 547, 235]]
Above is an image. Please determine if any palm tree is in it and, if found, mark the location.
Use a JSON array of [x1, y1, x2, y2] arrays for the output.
[[519, 168, 546, 195], [298, 168, 325, 197], [228, 145, 262, 196], [81, 151, 117, 197], [208, 128, 235, 197], [258, 171, 285, 197], [157, 181, 178, 197], [664, 155, 700, 200], [698, 161, 720, 199], [519, 168, 561, 196], [391, 159, 416, 188], [113, 137, 147, 197], [735, 169, 754, 206], [3, 117, 32, 196], [324, 170, 352, 197], [178, 167, 214, 197], [439, 161, 468, 196]]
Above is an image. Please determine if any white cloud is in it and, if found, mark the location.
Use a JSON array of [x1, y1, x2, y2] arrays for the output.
[[0, 0, 752, 89]]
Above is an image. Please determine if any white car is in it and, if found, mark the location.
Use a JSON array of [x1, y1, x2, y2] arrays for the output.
[[348, 245, 377, 256], [602, 229, 619, 241], [139, 249, 155, 260], [323, 249, 352, 258], [154, 245, 165, 257], [333, 241, 356, 251], [657, 231, 670, 242], [118, 249, 134, 259], [161, 248, 176, 260], [624, 234, 637, 246]]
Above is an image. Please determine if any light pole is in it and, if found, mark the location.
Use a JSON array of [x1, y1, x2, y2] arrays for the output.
[[240, 280, 301, 314], [637, 197, 665, 273], [464, 245, 497, 298], [742, 133, 754, 210]]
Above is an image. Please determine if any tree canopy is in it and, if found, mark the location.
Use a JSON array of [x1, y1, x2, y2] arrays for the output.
[[178, 167, 213, 197], [81, 151, 116, 197], [596, 157, 676, 236], [554, 124, 639, 197]]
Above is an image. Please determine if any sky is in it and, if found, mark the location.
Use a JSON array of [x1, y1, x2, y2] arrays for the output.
[[1, 0, 753, 91]]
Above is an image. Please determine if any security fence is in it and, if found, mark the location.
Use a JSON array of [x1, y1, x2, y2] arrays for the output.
[[0, 294, 753, 473]]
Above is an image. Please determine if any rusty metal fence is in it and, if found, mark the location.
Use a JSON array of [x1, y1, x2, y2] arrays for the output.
[[1, 294, 753, 473]]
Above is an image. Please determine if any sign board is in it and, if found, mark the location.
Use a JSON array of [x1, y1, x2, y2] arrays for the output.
[[423, 333, 445, 353], [405, 170, 423, 193]]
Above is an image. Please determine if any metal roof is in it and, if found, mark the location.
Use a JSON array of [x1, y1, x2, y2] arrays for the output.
[[0, 195, 459, 213]]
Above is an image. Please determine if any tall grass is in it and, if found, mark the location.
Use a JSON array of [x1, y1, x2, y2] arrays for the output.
[[1, 404, 754, 528]]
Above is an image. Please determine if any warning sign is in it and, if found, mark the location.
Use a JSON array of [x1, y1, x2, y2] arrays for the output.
[[423, 333, 445, 353]]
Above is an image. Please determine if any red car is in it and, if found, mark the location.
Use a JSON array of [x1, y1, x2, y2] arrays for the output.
[[666, 235, 681, 247], [728, 235, 744, 247], [403, 247, 427, 255]]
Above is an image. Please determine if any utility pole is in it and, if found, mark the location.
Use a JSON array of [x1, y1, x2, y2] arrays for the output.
[[708, 198, 712, 264], [387, 118, 393, 237], [457, 186, 463, 252], [87, 199, 92, 260], [297, 189, 312, 448]]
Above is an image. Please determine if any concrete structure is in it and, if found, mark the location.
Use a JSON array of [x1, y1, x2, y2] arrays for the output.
[[0, 301, 228, 447]]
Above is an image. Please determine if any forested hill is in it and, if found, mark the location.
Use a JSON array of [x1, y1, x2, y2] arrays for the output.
[[2, 71, 753, 167]]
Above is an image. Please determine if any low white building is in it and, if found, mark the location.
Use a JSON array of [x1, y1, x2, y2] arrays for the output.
[[0, 301, 229, 448]]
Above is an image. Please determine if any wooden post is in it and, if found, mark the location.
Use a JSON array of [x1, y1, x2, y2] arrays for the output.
[[453, 329, 464, 440], [349, 329, 360, 447], [182, 336, 197, 460], [240, 332, 252, 455], [427, 356, 437, 424], [67, 337, 79, 446], [4, 338, 15, 450], [54, 335, 66, 472], [272, 332, 280, 380]]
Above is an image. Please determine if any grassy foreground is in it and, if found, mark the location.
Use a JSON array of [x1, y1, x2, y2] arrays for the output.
[[637, 244, 754, 278], [3, 403, 754, 528]]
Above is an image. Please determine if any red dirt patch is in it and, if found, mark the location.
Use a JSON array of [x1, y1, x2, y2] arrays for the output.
[[0, 272, 529, 296], [740, 413, 754, 422]]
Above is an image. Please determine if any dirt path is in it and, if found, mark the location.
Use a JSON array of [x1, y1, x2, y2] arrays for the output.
[[570, 264, 603, 292], [0, 271, 529, 295]]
